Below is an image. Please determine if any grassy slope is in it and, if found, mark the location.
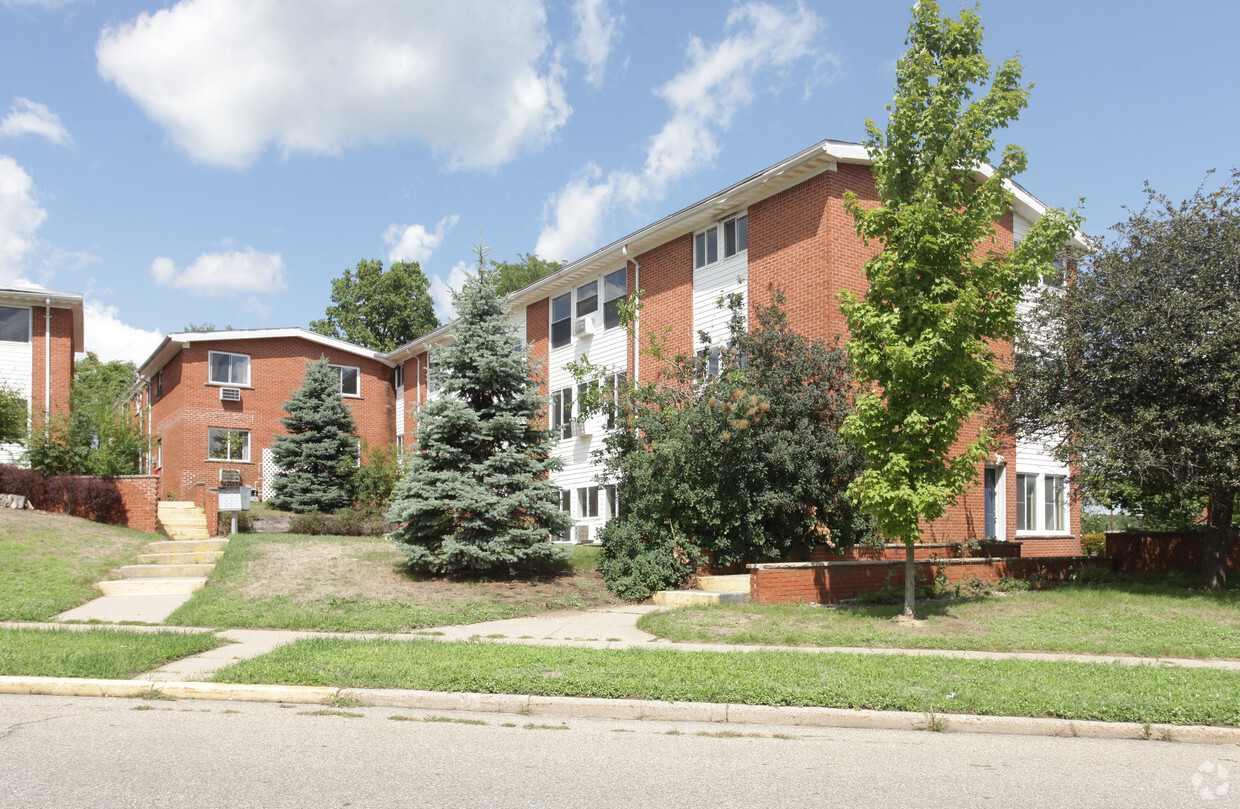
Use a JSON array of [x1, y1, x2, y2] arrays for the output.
[[168, 534, 613, 631], [213, 636, 1240, 727], [0, 510, 153, 621], [637, 582, 1240, 659]]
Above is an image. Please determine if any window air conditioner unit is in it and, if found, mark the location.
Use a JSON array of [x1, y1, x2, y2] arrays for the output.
[[220, 469, 242, 486], [571, 421, 591, 438], [220, 387, 242, 402], [573, 316, 596, 338]]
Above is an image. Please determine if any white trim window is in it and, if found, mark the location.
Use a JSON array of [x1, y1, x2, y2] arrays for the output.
[[695, 213, 748, 269], [208, 351, 250, 386], [1015, 473, 1036, 531], [329, 364, 360, 397], [578, 486, 599, 518], [549, 386, 573, 439], [0, 306, 31, 343], [550, 292, 572, 349], [602, 268, 626, 330], [207, 427, 250, 462], [1044, 475, 1066, 532], [393, 363, 404, 390]]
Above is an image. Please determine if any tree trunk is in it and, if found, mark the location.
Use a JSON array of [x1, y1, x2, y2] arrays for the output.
[[1202, 488, 1235, 590], [903, 541, 916, 618]]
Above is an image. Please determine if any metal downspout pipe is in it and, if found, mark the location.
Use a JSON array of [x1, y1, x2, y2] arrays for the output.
[[622, 246, 640, 383]]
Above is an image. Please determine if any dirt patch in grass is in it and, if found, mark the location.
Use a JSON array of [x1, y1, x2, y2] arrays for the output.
[[231, 535, 621, 611]]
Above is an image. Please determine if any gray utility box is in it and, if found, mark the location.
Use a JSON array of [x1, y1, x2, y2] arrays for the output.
[[218, 486, 252, 512]]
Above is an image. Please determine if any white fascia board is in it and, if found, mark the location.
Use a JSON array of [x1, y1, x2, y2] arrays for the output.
[[136, 328, 390, 378], [0, 287, 86, 352], [385, 323, 455, 364]]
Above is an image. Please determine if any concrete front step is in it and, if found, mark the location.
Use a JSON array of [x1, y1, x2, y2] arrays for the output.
[[135, 551, 224, 565], [161, 530, 212, 542], [119, 564, 216, 579], [147, 539, 229, 554], [696, 574, 751, 592], [651, 590, 749, 607], [97, 577, 207, 596]]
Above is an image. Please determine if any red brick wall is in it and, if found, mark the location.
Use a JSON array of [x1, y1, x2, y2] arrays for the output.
[[632, 235, 694, 385], [746, 162, 1038, 546], [526, 298, 550, 403], [750, 556, 1087, 604], [28, 306, 76, 428], [1017, 536, 1084, 557], [1106, 532, 1240, 574], [149, 337, 395, 506], [114, 475, 158, 533]]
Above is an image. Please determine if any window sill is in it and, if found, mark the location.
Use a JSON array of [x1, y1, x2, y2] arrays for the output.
[[1015, 531, 1073, 538], [205, 382, 254, 389], [205, 458, 253, 464]]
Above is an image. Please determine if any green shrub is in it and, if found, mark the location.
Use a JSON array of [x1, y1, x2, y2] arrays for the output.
[[286, 506, 386, 537], [597, 521, 702, 602], [1071, 563, 1116, 585], [353, 441, 402, 509], [953, 577, 993, 598], [217, 511, 254, 534], [288, 511, 335, 535], [996, 575, 1030, 592], [1081, 532, 1106, 556]]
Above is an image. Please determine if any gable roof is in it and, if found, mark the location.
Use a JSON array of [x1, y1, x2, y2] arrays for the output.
[[135, 327, 391, 379]]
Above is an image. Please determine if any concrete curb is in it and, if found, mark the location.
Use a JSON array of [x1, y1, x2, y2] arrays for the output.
[[4, 676, 1238, 746]]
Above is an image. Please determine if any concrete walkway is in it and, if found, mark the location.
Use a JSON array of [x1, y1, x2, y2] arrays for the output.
[[55, 593, 193, 623]]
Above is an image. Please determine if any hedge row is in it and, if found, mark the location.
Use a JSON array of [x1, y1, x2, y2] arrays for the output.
[[0, 463, 127, 526]]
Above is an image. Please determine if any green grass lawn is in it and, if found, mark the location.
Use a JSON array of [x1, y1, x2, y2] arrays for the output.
[[167, 533, 618, 631], [638, 580, 1240, 659], [0, 627, 224, 679], [212, 636, 1240, 727], [0, 510, 153, 621]]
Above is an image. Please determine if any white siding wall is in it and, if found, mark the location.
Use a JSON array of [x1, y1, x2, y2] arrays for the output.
[[0, 322, 33, 464], [545, 281, 627, 543], [693, 252, 747, 352]]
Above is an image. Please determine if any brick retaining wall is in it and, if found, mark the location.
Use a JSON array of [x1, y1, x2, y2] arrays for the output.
[[113, 475, 158, 533], [1106, 532, 1240, 573], [749, 556, 1089, 605]]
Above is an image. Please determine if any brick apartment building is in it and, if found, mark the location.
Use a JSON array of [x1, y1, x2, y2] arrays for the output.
[[133, 139, 1082, 547], [0, 286, 84, 464]]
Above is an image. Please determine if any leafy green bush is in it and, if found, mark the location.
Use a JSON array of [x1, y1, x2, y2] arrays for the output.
[[589, 294, 874, 599], [1070, 563, 1116, 585], [217, 511, 253, 534], [353, 440, 402, 509], [286, 506, 386, 536], [288, 511, 335, 535], [1081, 532, 1106, 556], [996, 576, 1030, 592], [597, 521, 702, 602]]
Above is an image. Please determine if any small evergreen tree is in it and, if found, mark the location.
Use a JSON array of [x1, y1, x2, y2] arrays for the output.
[[387, 245, 569, 575], [268, 358, 358, 513]]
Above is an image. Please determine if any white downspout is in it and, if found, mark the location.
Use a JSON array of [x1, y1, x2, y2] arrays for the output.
[[622, 246, 641, 383], [43, 299, 51, 428]]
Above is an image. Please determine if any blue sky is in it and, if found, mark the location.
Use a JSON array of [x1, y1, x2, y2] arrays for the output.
[[0, 0, 1236, 364]]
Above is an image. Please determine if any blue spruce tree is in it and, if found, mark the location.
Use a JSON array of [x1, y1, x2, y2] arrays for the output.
[[268, 358, 358, 513], [387, 246, 570, 574]]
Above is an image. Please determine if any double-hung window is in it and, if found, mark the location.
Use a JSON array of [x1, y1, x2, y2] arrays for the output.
[[602, 268, 626, 330], [329, 364, 360, 396], [1015, 473, 1036, 531], [393, 364, 403, 390], [694, 226, 719, 269], [578, 486, 599, 518], [1044, 475, 1066, 531], [605, 372, 626, 430], [576, 280, 598, 317], [207, 427, 250, 462], [724, 214, 748, 258], [550, 293, 572, 348], [549, 386, 573, 439], [0, 306, 31, 342], [209, 351, 250, 386]]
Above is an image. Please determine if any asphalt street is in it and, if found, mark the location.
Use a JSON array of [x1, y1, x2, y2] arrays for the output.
[[1, 694, 1235, 808]]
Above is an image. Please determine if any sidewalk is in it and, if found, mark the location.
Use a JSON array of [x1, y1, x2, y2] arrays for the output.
[[6, 607, 1240, 745]]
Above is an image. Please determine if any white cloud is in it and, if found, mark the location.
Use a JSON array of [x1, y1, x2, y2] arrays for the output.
[[571, 0, 623, 88], [384, 214, 460, 265], [0, 156, 47, 283], [84, 299, 164, 365], [150, 247, 286, 296], [536, 1, 826, 260], [0, 98, 72, 146], [96, 0, 571, 170], [429, 260, 473, 321]]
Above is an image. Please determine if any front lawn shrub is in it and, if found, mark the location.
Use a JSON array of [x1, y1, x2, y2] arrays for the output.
[[597, 521, 702, 602], [1081, 532, 1105, 556]]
